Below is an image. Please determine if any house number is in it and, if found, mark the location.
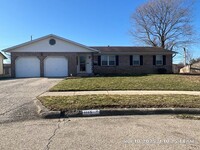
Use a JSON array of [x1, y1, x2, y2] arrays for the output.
[[82, 110, 100, 115]]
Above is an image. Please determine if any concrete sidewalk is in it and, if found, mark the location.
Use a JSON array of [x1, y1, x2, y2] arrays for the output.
[[40, 90, 200, 97]]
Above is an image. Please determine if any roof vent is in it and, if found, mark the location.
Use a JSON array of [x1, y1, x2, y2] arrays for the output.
[[49, 39, 56, 45]]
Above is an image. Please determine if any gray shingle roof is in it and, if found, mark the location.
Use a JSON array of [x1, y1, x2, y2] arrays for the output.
[[90, 46, 175, 54]]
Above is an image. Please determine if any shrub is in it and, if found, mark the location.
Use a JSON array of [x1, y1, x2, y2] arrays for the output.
[[157, 68, 167, 74]]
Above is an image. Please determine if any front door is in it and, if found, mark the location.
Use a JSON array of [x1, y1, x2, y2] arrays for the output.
[[79, 56, 86, 72]]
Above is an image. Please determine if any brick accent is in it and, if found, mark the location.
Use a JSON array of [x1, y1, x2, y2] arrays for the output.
[[93, 54, 173, 75], [11, 55, 18, 77], [37, 56, 46, 77], [67, 54, 77, 76]]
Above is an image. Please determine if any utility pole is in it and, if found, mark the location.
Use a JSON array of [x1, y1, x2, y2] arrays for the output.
[[183, 47, 187, 66], [31, 35, 33, 41]]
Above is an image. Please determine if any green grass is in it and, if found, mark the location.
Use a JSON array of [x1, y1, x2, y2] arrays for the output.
[[177, 114, 200, 120], [38, 94, 200, 111], [50, 74, 200, 91]]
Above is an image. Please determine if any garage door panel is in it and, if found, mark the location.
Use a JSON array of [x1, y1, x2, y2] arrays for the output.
[[15, 57, 40, 78], [44, 56, 68, 77]]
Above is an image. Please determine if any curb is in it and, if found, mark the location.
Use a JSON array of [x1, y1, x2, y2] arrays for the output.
[[34, 98, 61, 119], [34, 99, 200, 118], [66, 108, 200, 117]]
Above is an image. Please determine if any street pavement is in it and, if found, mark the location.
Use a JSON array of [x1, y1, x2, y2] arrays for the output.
[[0, 115, 200, 150]]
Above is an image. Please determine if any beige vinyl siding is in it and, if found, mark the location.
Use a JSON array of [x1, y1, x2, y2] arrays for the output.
[[0, 55, 3, 74]]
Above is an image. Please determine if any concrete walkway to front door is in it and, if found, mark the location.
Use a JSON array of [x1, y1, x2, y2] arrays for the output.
[[39, 90, 200, 97]]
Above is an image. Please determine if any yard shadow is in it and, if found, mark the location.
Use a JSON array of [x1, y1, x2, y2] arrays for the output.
[[0, 77, 13, 81], [176, 73, 200, 76], [66, 74, 171, 79]]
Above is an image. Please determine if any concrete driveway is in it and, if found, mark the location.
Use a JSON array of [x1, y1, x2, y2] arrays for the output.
[[0, 78, 62, 123]]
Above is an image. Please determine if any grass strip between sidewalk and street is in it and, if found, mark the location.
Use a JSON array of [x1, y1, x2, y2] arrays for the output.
[[38, 94, 200, 111], [177, 114, 200, 120], [50, 75, 200, 91]]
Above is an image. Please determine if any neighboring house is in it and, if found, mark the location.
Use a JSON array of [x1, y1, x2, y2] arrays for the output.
[[173, 64, 184, 74], [180, 61, 200, 74], [3, 64, 11, 75], [2, 34, 174, 78], [0, 52, 7, 75]]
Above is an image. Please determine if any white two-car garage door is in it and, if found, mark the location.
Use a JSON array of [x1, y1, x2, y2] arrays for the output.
[[44, 56, 68, 77], [15, 57, 40, 78]]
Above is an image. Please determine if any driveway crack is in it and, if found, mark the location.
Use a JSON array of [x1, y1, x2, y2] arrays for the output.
[[45, 119, 63, 150], [0, 101, 33, 116]]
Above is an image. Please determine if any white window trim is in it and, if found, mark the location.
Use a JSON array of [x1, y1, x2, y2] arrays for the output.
[[132, 55, 140, 66], [156, 55, 163, 66], [101, 55, 116, 66]]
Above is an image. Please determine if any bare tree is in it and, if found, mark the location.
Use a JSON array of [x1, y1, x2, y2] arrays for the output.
[[190, 57, 200, 64], [183, 48, 193, 65], [131, 0, 195, 51]]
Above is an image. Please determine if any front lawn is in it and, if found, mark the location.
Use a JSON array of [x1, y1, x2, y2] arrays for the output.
[[50, 74, 200, 91], [38, 94, 200, 111]]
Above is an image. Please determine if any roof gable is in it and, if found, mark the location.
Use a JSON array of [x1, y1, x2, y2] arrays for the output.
[[3, 34, 98, 53]]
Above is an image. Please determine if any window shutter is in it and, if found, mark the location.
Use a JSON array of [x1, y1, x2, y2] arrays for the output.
[[98, 56, 101, 66], [130, 55, 133, 65], [116, 55, 119, 66], [140, 55, 143, 65], [163, 55, 166, 65], [153, 55, 156, 65]]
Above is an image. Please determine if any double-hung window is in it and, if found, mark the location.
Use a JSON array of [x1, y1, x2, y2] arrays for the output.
[[133, 55, 140, 66], [101, 55, 108, 66], [101, 55, 116, 66], [156, 55, 163, 65]]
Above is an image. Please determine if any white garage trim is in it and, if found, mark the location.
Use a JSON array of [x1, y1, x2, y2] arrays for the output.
[[44, 56, 68, 77], [15, 56, 40, 78]]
